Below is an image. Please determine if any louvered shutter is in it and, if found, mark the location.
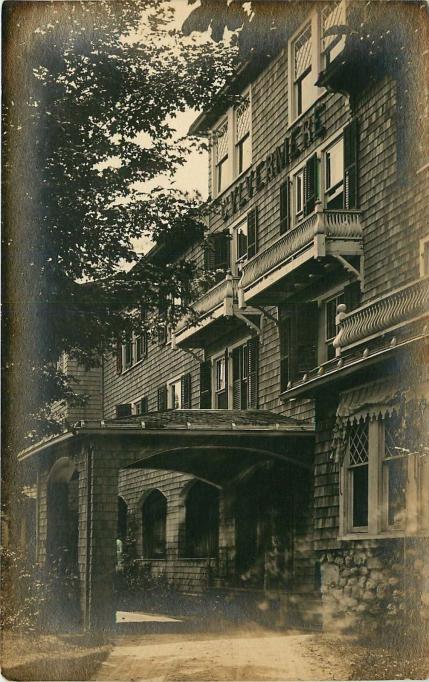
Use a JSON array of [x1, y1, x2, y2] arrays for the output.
[[116, 338, 123, 374], [279, 180, 290, 234], [205, 232, 230, 271], [343, 119, 359, 209], [200, 360, 212, 409], [181, 372, 192, 409], [247, 207, 258, 259], [139, 396, 149, 415], [204, 237, 215, 270], [279, 314, 292, 391], [232, 347, 242, 409], [116, 403, 131, 418], [247, 337, 259, 409], [214, 232, 230, 269], [304, 153, 318, 216], [294, 302, 318, 378], [157, 385, 167, 412]]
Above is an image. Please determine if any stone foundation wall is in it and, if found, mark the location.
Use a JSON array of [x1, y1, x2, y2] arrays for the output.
[[319, 538, 429, 636]]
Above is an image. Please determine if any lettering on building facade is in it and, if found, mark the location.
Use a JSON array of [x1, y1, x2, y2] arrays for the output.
[[220, 103, 326, 221]]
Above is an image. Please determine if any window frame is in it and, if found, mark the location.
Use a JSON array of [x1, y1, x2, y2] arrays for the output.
[[167, 376, 182, 410], [320, 1, 346, 69], [340, 414, 429, 539], [288, 10, 324, 125], [324, 135, 344, 205], [211, 87, 252, 198]]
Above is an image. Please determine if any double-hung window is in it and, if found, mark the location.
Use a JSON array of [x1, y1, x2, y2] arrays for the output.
[[235, 93, 251, 175], [215, 120, 229, 195], [320, 1, 346, 68], [168, 378, 182, 410], [293, 23, 314, 119], [294, 169, 305, 223], [215, 355, 228, 409], [212, 89, 252, 197], [325, 137, 344, 209]]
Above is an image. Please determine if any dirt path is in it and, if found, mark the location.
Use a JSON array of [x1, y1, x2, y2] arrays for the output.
[[93, 612, 350, 681]]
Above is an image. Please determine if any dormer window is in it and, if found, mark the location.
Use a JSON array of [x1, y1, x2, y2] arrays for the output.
[[215, 120, 229, 194], [211, 89, 252, 197], [293, 23, 314, 118], [235, 93, 251, 175], [321, 1, 346, 67]]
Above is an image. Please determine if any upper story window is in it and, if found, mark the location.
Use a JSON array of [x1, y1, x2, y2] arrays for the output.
[[293, 23, 315, 119], [211, 89, 252, 197], [235, 93, 251, 175], [232, 208, 258, 270], [321, 1, 346, 67], [199, 339, 259, 410], [325, 136, 344, 208], [289, 3, 346, 123], [117, 329, 148, 374], [215, 120, 229, 195]]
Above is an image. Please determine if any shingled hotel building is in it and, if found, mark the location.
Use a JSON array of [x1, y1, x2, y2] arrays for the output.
[[19, 1, 429, 631]]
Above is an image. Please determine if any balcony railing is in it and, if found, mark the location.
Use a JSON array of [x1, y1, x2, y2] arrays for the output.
[[175, 275, 239, 336], [240, 207, 362, 293], [334, 277, 429, 351]]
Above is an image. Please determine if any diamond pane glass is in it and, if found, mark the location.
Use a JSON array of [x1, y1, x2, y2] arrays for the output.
[[321, 1, 344, 51], [294, 24, 312, 80], [349, 422, 369, 465], [235, 95, 250, 141], [215, 121, 228, 162]]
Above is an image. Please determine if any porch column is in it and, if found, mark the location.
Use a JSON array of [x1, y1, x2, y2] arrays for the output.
[[79, 442, 120, 631]]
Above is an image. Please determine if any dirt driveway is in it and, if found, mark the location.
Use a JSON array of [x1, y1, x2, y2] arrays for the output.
[[93, 611, 350, 682]]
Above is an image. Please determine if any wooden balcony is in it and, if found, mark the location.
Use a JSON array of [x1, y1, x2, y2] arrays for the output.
[[334, 277, 429, 352], [173, 275, 259, 349], [240, 206, 362, 306]]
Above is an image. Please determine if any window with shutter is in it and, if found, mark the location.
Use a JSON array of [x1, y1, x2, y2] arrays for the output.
[[200, 360, 212, 409], [181, 373, 192, 409], [232, 339, 258, 409], [205, 232, 230, 273], [343, 119, 359, 209], [157, 385, 168, 412], [247, 337, 259, 409], [304, 153, 318, 216], [280, 180, 290, 234], [247, 208, 258, 259], [134, 396, 148, 416], [295, 301, 318, 377], [116, 403, 132, 418], [215, 352, 228, 409]]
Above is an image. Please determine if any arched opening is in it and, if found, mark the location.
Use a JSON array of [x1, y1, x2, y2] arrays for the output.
[[185, 481, 219, 558], [46, 459, 79, 574], [142, 490, 167, 559]]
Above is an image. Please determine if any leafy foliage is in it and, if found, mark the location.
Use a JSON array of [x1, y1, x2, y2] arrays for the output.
[[3, 0, 236, 443]]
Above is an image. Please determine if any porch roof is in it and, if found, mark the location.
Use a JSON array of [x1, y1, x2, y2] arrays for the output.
[[18, 410, 314, 484]]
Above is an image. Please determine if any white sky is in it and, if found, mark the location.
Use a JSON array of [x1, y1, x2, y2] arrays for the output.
[[125, 0, 211, 256]]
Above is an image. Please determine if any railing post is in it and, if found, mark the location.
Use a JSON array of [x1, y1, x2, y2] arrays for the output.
[[333, 303, 347, 356], [313, 201, 326, 258]]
